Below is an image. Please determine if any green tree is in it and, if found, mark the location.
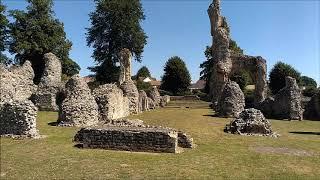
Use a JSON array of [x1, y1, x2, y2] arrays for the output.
[[230, 70, 251, 91], [161, 56, 191, 95], [269, 62, 301, 94], [200, 39, 243, 93], [87, 0, 147, 84], [0, 0, 10, 64], [8, 0, 80, 83], [136, 79, 151, 91], [136, 66, 151, 79], [300, 76, 317, 88]]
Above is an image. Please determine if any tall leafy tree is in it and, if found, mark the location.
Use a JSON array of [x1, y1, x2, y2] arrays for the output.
[[87, 0, 147, 84], [269, 61, 301, 94], [136, 66, 151, 79], [200, 39, 243, 93], [161, 56, 191, 95], [8, 0, 80, 83], [300, 76, 317, 88], [0, 0, 10, 64]]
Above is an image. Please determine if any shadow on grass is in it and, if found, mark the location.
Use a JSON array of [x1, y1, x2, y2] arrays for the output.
[[48, 121, 59, 126], [289, 131, 320, 135], [74, 144, 83, 148], [203, 114, 219, 117]]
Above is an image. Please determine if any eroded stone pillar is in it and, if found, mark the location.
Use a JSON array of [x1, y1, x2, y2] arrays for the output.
[[208, 0, 232, 107]]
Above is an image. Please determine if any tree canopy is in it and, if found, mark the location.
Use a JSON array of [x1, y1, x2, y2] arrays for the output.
[[300, 76, 317, 88], [0, 0, 10, 64], [269, 61, 301, 95], [136, 66, 151, 79], [161, 56, 191, 95], [87, 0, 147, 84], [8, 0, 80, 83]]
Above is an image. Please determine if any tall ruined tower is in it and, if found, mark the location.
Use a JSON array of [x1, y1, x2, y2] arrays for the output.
[[208, 0, 232, 107]]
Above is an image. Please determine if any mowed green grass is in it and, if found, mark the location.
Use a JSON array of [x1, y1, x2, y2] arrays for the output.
[[1, 100, 320, 179]]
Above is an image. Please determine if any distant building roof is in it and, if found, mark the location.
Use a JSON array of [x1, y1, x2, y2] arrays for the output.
[[83, 76, 95, 83], [150, 80, 161, 87], [189, 80, 206, 90]]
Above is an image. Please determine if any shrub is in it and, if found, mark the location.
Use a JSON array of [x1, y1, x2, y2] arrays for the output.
[[136, 80, 151, 91], [269, 62, 301, 95]]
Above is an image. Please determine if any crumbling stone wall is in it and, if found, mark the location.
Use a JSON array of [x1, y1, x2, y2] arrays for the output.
[[231, 55, 267, 104], [118, 48, 132, 85], [208, 0, 232, 107], [39, 53, 62, 86], [0, 61, 36, 102], [304, 91, 320, 120], [120, 81, 139, 114], [0, 100, 39, 138], [217, 81, 245, 117], [31, 53, 62, 111], [224, 108, 276, 137], [148, 97, 156, 109], [118, 48, 139, 114], [178, 132, 194, 148], [160, 95, 170, 107], [138, 90, 149, 112], [58, 75, 99, 126], [257, 77, 303, 120], [74, 126, 178, 153], [148, 86, 161, 107], [93, 84, 130, 121], [208, 0, 267, 108]]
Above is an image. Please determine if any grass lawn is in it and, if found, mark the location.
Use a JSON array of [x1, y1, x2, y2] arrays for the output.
[[1, 100, 320, 179]]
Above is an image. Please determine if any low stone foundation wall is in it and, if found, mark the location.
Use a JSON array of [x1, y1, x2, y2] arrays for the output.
[[178, 132, 194, 148], [74, 126, 178, 153]]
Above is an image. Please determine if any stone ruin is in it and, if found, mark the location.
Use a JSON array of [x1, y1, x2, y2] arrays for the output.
[[75, 126, 179, 153], [93, 84, 130, 121], [0, 61, 37, 101], [31, 53, 63, 111], [120, 80, 139, 114], [0, 61, 40, 138], [74, 119, 194, 153], [0, 100, 39, 138], [58, 74, 99, 127], [148, 86, 161, 107], [118, 48, 139, 114], [224, 108, 277, 137], [217, 81, 245, 117], [160, 95, 171, 107], [138, 90, 149, 111], [207, 0, 304, 122], [304, 91, 320, 120], [257, 76, 303, 120], [208, 0, 267, 117]]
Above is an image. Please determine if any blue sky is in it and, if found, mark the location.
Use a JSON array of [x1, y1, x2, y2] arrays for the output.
[[3, 0, 320, 84]]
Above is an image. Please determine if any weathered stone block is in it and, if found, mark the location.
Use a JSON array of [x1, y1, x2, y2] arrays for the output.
[[58, 75, 99, 127], [257, 77, 303, 120], [74, 126, 178, 153], [138, 90, 149, 112], [93, 84, 130, 121], [0, 61, 36, 102], [217, 81, 245, 117], [120, 81, 139, 114], [224, 108, 276, 137], [0, 100, 39, 138]]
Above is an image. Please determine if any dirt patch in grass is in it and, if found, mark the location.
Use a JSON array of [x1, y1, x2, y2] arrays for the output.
[[250, 146, 315, 156]]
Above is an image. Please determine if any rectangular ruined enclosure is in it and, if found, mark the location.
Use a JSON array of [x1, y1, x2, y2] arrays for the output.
[[74, 126, 178, 153]]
